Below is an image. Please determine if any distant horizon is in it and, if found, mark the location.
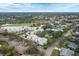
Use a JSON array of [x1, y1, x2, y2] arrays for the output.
[[0, 12, 79, 13]]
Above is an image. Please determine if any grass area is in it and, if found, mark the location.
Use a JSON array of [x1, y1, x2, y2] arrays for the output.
[[0, 41, 17, 56], [58, 41, 67, 48], [26, 47, 42, 56], [15, 23, 36, 26], [2, 22, 39, 27], [51, 49, 60, 56], [74, 52, 79, 56]]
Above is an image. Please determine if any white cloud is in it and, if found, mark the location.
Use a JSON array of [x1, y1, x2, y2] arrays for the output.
[[50, 4, 79, 12], [0, 3, 79, 12]]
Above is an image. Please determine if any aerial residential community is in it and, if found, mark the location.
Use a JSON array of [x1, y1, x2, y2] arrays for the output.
[[0, 12, 79, 56], [0, 3, 79, 56]]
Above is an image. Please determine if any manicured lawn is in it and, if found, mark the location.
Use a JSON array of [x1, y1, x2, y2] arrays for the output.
[[15, 23, 35, 26], [2, 23, 39, 27]]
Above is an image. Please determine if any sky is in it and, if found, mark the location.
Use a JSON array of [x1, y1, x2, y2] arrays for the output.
[[0, 3, 79, 12]]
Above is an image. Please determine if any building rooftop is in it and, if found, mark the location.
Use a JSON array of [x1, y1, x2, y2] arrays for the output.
[[60, 48, 74, 56]]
